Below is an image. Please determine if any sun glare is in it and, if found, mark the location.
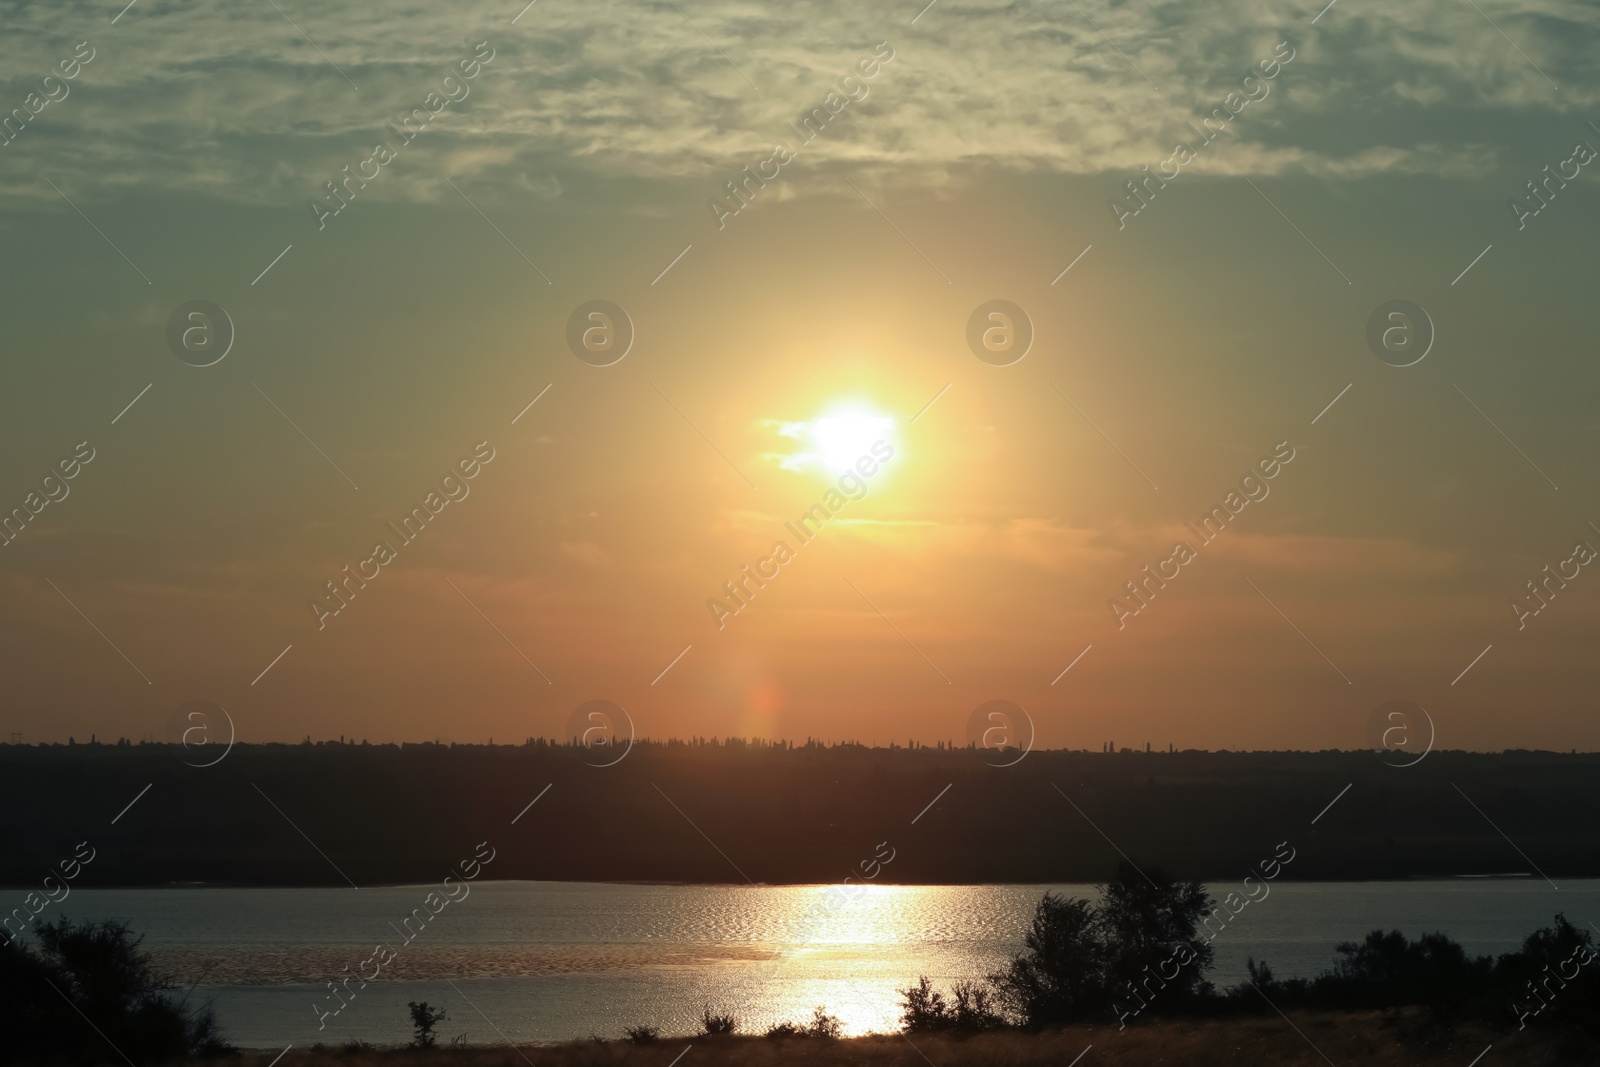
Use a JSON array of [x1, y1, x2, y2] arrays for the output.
[[776, 406, 896, 474]]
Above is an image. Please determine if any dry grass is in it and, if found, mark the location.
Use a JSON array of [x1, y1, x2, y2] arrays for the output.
[[229, 1014, 1591, 1067]]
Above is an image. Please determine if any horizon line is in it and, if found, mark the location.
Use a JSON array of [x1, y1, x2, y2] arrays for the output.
[[3, 737, 1596, 756]]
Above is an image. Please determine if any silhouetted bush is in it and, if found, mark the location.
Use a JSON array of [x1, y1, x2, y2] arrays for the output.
[[623, 1024, 659, 1045], [1494, 914, 1600, 1033], [407, 1001, 448, 1048], [805, 1006, 842, 1038], [0, 917, 231, 1066], [900, 977, 950, 1032], [765, 1006, 842, 1039], [700, 1008, 737, 1036], [1334, 930, 1491, 1013], [900, 977, 1006, 1033], [949, 980, 1005, 1032]]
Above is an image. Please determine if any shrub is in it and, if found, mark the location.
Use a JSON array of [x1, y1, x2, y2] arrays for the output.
[[1495, 913, 1599, 1032], [0, 917, 232, 1066], [901, 976, 951, 1032], [806, 1006, 842, 1038], [950, 980, 1005, 1032], [901, 978, 1004, 1033], [765, 1007, 842, 1040], [700, 1008, 737, 1037], [623, 1024, 660, 1045], [407, 1001, 448, 1048]]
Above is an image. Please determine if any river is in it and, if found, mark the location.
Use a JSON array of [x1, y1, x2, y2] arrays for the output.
[[21, 879, 1593, 1048]]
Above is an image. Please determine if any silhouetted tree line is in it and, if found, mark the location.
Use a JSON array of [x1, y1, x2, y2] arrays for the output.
[[0, 918, 231, 1066], [5, 744, 1599, 885], [904, 864, 1598, 1037], [1246, 914, 1598, 1032]]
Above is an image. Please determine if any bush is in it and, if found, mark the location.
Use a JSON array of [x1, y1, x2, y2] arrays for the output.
[[1496, 913, 1599, 1032], [950, 980, 1005, 1032], [901, 977, 950, 1032], [768, 1006, 843, 1039], [700, 1008, 737, 1037], [806, 1006, 842, 1038], [0, 917, 231, 1066], [900, 977, 1005, 1033], [407, 1001, 448, 1048], [1323, 929, 1491, 1015], [623, 1024, 659, 1045]]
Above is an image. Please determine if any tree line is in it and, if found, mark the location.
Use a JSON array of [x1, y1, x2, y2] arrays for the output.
[[901, 863, 1599, 1039]]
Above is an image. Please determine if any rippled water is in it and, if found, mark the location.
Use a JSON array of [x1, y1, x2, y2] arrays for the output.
[[24, 880, 1595, 1048]]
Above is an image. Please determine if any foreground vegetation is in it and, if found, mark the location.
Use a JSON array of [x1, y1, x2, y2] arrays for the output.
[[898, 863, 1600, 1035], [0, 918, 229, 1066], [234, 1016, 1592, 1067]]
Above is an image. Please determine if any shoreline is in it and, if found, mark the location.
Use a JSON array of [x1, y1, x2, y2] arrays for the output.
[[210, 1014, 1584, 1065], [0, 872, 1551, 891], [7, 747, 1598, 886]]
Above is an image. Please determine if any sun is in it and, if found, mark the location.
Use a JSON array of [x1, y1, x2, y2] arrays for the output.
[[812, 410, 895, 471], [774, 406, 896, 474]]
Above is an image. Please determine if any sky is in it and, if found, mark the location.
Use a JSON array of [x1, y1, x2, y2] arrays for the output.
[[2, 0, 1599, 751]]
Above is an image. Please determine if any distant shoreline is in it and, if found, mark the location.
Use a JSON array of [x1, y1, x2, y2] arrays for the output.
[[5, 745, 1597, 885], [0, 872, 1555, 892]]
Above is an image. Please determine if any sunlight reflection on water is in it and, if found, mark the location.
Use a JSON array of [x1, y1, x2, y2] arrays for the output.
[[29, 880, 1597, 1047]]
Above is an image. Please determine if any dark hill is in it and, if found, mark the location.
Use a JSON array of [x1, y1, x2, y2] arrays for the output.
[[0, 741, 1594, 886]]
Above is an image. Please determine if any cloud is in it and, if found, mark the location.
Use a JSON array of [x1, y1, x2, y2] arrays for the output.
[[1, 0, 1596, 207]]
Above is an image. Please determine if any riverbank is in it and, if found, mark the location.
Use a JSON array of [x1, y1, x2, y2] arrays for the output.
[[234, 1014, 1585, 1066], [6, 744, 1600, 885]]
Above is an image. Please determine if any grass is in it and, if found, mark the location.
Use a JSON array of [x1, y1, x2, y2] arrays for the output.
[[226, 1013, 1595, 1067]]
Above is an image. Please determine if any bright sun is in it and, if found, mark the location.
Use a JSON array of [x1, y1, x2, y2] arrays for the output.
[[799, 408, 896, 473]]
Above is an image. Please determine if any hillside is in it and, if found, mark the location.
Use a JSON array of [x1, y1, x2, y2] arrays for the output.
[[1, 741, 1594, 886]]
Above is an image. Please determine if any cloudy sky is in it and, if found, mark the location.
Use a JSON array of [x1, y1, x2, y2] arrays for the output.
[[2, 0, 1598, 751]]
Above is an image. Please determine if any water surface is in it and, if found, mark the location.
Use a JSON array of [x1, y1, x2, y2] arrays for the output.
[[26, 880, 1593, 1048]]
